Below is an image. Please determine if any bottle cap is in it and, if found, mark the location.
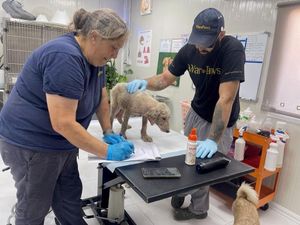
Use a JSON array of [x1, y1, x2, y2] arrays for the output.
[[188, 128, 197, 141]]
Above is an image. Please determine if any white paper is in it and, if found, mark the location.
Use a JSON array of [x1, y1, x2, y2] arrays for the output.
[[88, 141, 161, 162], [159, 39, 172, 52], [171, 38, 184, 53]]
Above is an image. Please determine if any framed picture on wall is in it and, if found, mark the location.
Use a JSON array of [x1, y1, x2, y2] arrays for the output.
[[156, 52, 180, 87], [156, 38, 186, 87], [140, 0, 152, 16]]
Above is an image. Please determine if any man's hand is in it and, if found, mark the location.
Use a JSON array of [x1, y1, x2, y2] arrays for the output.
[[127, 80, 147, 94], [106, 141, 134, 161], [196, 139, 218, 158]]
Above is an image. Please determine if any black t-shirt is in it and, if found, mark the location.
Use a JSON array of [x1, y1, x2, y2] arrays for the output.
[[169, 35, 245, 127]]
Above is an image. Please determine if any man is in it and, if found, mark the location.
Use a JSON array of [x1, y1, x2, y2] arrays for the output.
[[127, 8, 245, 220]]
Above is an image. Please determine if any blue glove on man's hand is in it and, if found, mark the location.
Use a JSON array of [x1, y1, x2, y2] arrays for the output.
[[106, 141, 135, 161], [127, 79, 148, 94], [103, 133, 126, 144], [196, 139, 218, 159]]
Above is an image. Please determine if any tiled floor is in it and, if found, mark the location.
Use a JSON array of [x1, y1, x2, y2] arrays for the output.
[[1, 152, 300, 225]]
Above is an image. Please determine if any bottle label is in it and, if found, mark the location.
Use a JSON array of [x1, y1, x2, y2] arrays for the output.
[[234, 138, 245, 161], [185, 142, 197, 165], [264, 147, 278, 172]]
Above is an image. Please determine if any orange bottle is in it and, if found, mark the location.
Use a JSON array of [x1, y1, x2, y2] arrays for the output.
[[185, 128, 198, 165]]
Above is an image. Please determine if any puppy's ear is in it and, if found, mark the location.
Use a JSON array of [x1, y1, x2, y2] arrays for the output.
[[144, 109, 158, 125], [148, 118, 155, 125]]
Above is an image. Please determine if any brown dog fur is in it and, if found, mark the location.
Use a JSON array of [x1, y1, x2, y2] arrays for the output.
[[110, 83, 170, 142], [232, 182, 260, 225]]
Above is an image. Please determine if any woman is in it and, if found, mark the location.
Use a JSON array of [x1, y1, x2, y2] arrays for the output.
[[0, 8, 133, 225]]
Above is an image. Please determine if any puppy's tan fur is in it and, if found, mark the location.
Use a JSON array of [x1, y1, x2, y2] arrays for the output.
[[110, 83, 170, 142], [232, 182, 260, 225]]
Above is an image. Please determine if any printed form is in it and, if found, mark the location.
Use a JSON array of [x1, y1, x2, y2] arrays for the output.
[[88, 140, 161, 162]]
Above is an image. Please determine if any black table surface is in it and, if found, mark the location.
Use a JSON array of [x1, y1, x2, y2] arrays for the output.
[[115, 152, 254, 203]]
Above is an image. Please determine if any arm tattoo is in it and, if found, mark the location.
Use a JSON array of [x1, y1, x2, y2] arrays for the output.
[[148, 76, 167, 91], [208, 105, 225, 142], [153, 79, 166, 90]]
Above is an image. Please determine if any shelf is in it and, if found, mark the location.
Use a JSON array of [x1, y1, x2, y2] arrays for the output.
[[253, 182, 276, 208], [211, 172, 279, 209], [231, 129, 281, 208], [233, 129, 271, 147], [233, 129, 273, 177], [250, 167, 281, 179]]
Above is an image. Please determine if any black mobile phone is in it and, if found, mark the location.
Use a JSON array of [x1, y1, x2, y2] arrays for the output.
[[141, 167, 181, 178]]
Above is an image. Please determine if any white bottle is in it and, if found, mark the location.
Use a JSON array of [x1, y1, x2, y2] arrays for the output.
[[276, 138, 286, 168], [185, 128, 197, 165], [264, 142, 279, 172], [234, 134, 246, 161], [275, 121, 287, 133]]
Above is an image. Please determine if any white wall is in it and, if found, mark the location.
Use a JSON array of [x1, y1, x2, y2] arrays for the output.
[[127, 0, 300, 216]]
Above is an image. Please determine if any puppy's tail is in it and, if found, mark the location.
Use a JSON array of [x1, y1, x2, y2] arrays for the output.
[[236, 182, 259, 205]]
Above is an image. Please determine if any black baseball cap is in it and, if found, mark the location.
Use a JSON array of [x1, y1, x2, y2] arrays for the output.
[[188, 8, 224, 47]]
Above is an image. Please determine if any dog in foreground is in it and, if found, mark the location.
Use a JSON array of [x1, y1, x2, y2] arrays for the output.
[[232, 182, 260, 225], [110, 83, 170, 142]]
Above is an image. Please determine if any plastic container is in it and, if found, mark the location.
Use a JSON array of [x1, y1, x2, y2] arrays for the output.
[[248, 118, 260, 133], [275, 121, 287, 133], [276, 138, 286, 168], [51, 10, 69, 25], [185, 128, 197, 165], [264, 142, 279, 172], [36, 14, 48, 22], [274, 130, 289, 168], [234, 134, 246, 161], [107, 185, 125, 221], [262, 117, 273, 132]]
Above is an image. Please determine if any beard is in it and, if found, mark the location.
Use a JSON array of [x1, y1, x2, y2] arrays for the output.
[[199, 40, 221, 55]]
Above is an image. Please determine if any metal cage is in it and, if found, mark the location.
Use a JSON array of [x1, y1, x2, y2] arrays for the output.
[[2, 19, 68, 100]]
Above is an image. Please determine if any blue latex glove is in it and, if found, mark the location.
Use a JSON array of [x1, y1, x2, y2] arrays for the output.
[[106, 141, 135, 161], [127, 79, 148, 94], [103, 133, 126, 144], [196, 139, 218, 159]]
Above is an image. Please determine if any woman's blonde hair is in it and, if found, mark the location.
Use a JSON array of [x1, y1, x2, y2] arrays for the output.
[[69, 8, 128, 40]]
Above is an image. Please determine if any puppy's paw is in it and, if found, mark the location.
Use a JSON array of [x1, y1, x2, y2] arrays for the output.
[[120, 133, 128, 139], [142, 135, 153, 142]]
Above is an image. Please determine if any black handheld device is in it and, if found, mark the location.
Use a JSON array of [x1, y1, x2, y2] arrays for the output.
[[196, 157, 231, 174]]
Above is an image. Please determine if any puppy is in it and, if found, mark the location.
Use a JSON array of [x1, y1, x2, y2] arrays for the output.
[[110, 83, 170, 142], [232, 182, 260, 225]]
